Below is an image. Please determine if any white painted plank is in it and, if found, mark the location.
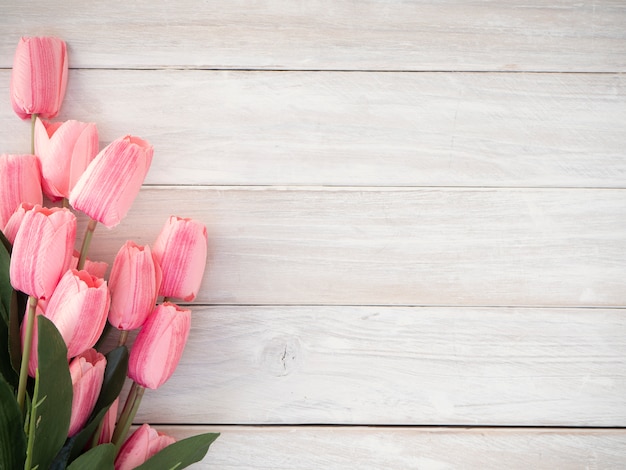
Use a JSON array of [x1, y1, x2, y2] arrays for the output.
[[131, 306, 626, 426], [152, 426, 626, 470], [1, 71, 624, 187], [1, 1, 625, 71], [86, 187, 626, 307]]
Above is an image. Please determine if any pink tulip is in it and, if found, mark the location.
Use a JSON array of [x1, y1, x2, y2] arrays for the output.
[[3, 202, 35, 244], [108, 241, 162, 330], [128, 302, 191, 389], [10, 205, 76, 300], [0, 154, 42, 230], [45, 269, 110, 358], [70, 250, 108, 279], [98, 397, 119, 445], [68, 349, 106, 437], [115, 424, 176, 470], [152, 216, 207, 301], [69, 135, 153, 228], [34, 117, 99, 201], [10, 36, 68, 120]]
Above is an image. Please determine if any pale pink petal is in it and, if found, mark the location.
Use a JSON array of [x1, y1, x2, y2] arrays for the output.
[[128, 303, 191, 389], [0, 154, 43, 229], [68, 349, 106, 436], [69, 135, 153, 228], [152, 217, 208, 301]]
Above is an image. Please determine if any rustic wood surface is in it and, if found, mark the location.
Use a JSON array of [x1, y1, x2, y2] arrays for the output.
[[1, 1, 625, 468], [2, 70, 625, 187]]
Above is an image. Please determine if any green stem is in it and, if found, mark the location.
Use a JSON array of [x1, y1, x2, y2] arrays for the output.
[[111, 381, 145, 453], [118, 330, 129, 347], [77, 218, 98, 270], [90, 417, 106, 448], [24, 368, 40, 470], [30, 113, 37, 155], [17, 296, 37, 413]]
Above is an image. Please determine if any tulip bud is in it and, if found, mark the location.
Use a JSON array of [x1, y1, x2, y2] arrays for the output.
[[69, 135, 153, 228], [0, 154, 43, 230], [45, 269, 110, 358], [68, 349, 106, 437], [128, 302, 191, 389], [34, 117, 99, 201], [152, 216, 207, 302], [10, 36, 68, 120], [115, 424, 176, 470], [109, 241, 162, 330], [10, 205, 76, 300]]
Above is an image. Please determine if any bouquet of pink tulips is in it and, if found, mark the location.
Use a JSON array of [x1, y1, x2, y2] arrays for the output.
[[0, 37, 218, 469]]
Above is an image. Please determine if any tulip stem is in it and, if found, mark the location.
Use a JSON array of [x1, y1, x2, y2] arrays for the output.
[[112, 381, 145, 453], [77, 218, 98, 270], [17, 296, 38, 413], [24, 369, 40, 470], [30, 113, 37, 155], [118, 330, 129, 347]]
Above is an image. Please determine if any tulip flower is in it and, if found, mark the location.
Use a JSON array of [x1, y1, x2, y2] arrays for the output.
[[68, 349, 106, 437], [108, 241, 162, 331], [10, 36, 68, 120], [34, 117, 99, 201], [0, 154, 42, 230], [44, 269, 110, 358], [69, 135, 153, 228], [115, 424, 176, 470], [128, 302, 191, 389], [10, 205, 76, 300], [152, 216, 207, 301]]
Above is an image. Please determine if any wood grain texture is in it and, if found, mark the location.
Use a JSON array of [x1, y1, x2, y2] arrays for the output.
[[154, 426, 626, 470], [132, 306, 626, 426], [1, 1, 625, 71], [1, 70, 625, 187], [85, 187, 626, 307]]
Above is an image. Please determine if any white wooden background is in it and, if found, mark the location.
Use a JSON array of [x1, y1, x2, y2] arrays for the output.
[[2, 1, 626, 468]]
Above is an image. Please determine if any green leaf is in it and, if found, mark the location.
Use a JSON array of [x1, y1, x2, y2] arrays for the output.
[[30, 316, 72, 470], [135, 432, 220, 470], [0, 308, 17, 388], [8, 290, 25, 379], [0, 373, 26, 470], [0, 229, 11, 325], [64, 346, 129, 464], [66, 444, 115, 470]]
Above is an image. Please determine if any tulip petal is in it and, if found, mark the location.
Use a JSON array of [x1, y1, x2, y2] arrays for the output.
[[10, 37, 68, 120], [128, 303, 191, 390], [0, 154, 43, 229], [68, 349, 106, 437], [70, 136, 153, 228]]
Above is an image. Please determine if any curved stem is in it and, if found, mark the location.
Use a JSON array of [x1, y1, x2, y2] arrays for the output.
[[30, 113, 37, 155], [77, 218, 98, 270], [17, 296, 37, 412], [112, 381, 145, 453], [24, 369, 40, 470]]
